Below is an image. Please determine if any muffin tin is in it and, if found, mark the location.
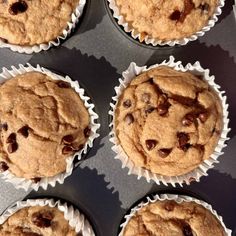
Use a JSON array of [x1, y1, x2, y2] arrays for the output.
[[0, 0, 236, 235]]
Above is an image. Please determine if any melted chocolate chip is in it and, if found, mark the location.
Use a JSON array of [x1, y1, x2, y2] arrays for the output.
[[0, 37, 8, 43], [123, 99, 132, 108], [177, 132, 190, 151], [141, 93, 150, 103], [124, 113, 134, 125], [199, 3, 210, 13], [32, 212, 53, 228], [157, 102, 171, 116], [145, 140, 158, 151], [9, 1, 28, 15], [1, 123, 8, 131], [164, 201, 175, 211], [0, 161, 9, 172], [7, 142, 18, 153], [6, 133, 16, 143], [169, 10, 181, 21], [32, 177, 41, 183], [17, 125, 29, 138], [180, 0, 195, 22], [62, 146, 74, 155], [183, 224, 193, 236], [171, 95, 196, 107], [84, 127, 91, 138], [62, 135, 74, 144], [198, 111, 208, 123], [57, 81, 71, 88], [145, 106, 155, 114], [158, 148, 172, 158], [182, 113, 195, 126]]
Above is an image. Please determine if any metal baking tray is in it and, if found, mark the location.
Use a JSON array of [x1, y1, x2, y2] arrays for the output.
[[0, 0, 236, 235]]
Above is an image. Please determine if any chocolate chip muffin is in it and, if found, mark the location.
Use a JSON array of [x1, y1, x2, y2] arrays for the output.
[[0, 71, 90, 180], [122, 200, 225, 236], [0, 0, 80, 46], [114, 0, 219, 41], [115, 66, 223, 177], [0, 206, 78, 236]]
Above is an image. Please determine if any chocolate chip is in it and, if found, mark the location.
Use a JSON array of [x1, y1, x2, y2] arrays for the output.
[[141, 93, 150, 103], [0, 123, 8, 131], [145, 106, 155, 114], [6, 133, 16, 144], [180, 0, 195, 22], [164, 201, 175, 211], [183, 224, 193, 236], [9, 1, 28, 15], [124, 113, 134, 125], [169, 10, 181, 21], [158, 148, 172, 158], [177, 132, 190, 151], [123, 99, 132, 108], [62, 135, 74, 144], [198, 111, 208, 123], [57, 81, 71, 88], [84, 127, 91, 138], [157, 102, 171, 116], [199, 3, 210, 13], [182, 114, 195, 126], [7, 142, 18, 153], [145, 140, 157, 151], [17, 126, 29, 138], [32, 212, 53, 228], [0, 161, 9, 172], [0, 37, 8, 43], [62, 146, 74, 155], [31, 177, 41, 183]]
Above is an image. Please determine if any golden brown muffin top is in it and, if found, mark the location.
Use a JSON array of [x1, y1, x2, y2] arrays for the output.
[[115, 66, 223, 176], [0, 72, 90, 180], [115, 0, 218, 41], [123, 200, 225, 236], [0, 0, 80, 46], [0, 206, 78, 236]]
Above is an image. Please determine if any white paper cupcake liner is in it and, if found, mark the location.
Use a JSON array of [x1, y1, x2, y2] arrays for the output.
[[0, 0, 86, 54], [109, 56, 230, 187], [0, 198, 95, 236], [0, 63, 100, 191], [107, 0, 225, 46], [118, 193, 232, 236]]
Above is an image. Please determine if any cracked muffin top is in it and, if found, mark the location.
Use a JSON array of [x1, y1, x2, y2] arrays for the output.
[[122, 200, 225, 236], [115, 0, 219, 41], [115, 66, 223, 177], [0, 0, 80, 46], [0, 72, 90, 180], [0, 205, 78, 236]]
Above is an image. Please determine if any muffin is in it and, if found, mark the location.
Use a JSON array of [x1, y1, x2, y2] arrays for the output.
[[114, 66, 223, 177], [0, 0, 81, 46], [122, 199, 226, 236], [0, 205, 78, 236], [110, 0, 222, 44], [0, 71, 90, 181]]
